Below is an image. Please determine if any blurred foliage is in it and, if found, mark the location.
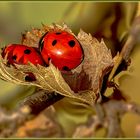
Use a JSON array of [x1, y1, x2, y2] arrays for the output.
[[0, 2, 140, 137]]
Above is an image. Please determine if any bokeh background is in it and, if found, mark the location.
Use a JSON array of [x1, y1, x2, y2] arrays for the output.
[[0, 1, 140, 137]]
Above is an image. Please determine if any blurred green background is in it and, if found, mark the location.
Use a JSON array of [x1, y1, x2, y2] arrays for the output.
[[0, 1, 140, 137]]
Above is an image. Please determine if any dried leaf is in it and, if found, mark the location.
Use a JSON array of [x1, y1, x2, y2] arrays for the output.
[[0, 23, 113, 105], [74, 30, 113, 93], [22, 23, 73, 48], [22, 28, 45, 48], [63, 29, 113, 100], [62, 70, 92, 93], [0, 54, 38, 86], [0, 54, 95, 105]]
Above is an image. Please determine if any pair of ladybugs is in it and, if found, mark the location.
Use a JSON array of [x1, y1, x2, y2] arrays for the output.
[[2, 31, 84, 71]]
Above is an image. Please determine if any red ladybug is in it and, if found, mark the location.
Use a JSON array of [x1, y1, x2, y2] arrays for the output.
[[2, 44, 45, 81], [2, 44, 44, 66], [39, 31, 84, 71]]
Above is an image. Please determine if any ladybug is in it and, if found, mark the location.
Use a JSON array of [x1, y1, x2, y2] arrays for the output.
[[2, 44, 44, 66], [39, 31, 84, 71], [2, 44, 45, 82]]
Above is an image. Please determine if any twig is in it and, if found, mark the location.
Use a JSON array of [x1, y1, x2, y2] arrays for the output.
[[19, 90, 64, 114], [101, 100, 140, 137], [123, 102, 140, 115], [103, 100, 125, 137], [108, 16, 140, 81], [0, 104, 64, 138], [14, 107, 64, 138], [0, 105, 30, 137], [72, 116, 101, 138]]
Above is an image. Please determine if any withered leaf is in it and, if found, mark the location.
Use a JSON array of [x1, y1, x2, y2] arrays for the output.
[[22, 28, 46, 48], [73, 30, 113, 93], [62, 29, 113, 101], [0, 23, 113, 105], [0, 55, 95, 105], [22, 23, 73, 48]]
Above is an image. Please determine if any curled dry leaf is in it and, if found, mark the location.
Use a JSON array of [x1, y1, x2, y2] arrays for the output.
[[0, 23, 113, 105], [63, 29, 113, 100], [21, 23, 73, 48], [0, 56, 94, 105], [76, 30, 113, 93]]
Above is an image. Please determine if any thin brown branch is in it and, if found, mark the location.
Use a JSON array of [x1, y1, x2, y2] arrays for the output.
[[14, 107, 64, 138], [95, 100, 140, 138], [0, 105, 30, 137], [108, 16, 140, 81], [72, 99, 140, 138], [72, 116, 101, 138], [0, 104, 64, 138], [19, 90, 64, 115], [123, 102, 140, 115]]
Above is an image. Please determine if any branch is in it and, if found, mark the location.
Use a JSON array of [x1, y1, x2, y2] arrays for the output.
[[96, 100, 140, 138], [0, 106, 30, 137], [72, 100, 140, 138], [19, 90, 64, 114], [0, 104, 64, 138], [14, 107, 64, 138], [72, 116, 101, 138], [108, 16, 140, 81]]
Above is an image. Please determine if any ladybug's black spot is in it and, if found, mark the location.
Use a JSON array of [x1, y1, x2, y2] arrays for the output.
[[68, 40, 75, 47], [56, 32, 61, 35], [62, 66, 70, 71], [25, 74, 36, 82], [52, 40, 57, 46], [12, 55, 17, 60], [48, 57, 51, 61], [24, 49, 31, 54]]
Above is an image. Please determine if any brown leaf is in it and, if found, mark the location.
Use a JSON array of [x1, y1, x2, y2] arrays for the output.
[[62, 70, 92, 93], [0, 54, 95, 105], [19, 63, 97, 105], [22, 23, 73, 48], [63, 29, 113, 100], [22, 28, 45, 48], [76, 30, 113, 92], [0, 23, 113, 105]]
